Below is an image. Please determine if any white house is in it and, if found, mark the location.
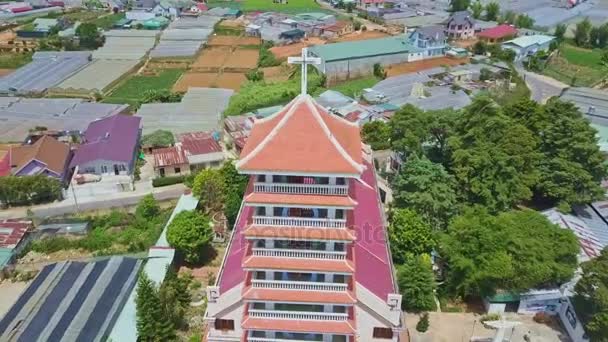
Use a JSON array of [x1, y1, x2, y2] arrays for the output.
[[501, 35, 555, 61]]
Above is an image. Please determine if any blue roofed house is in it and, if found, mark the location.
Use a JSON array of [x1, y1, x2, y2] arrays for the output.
[[502, 35, 555, 61], [70, 114, 141, 176], [408, 25, 447, 58]]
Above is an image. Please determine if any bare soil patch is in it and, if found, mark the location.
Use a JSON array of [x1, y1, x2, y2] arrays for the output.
[[386, 56, 470, 77], [215, 72, 247, 91], [173, 72, 218, 92], [207, 35, 241, 46], [330, 30, 390, 42], [192, 46, 231, 69], [224, 48, 259, 70], [0, 68, 13, 76], [270, 37, 325, 59]]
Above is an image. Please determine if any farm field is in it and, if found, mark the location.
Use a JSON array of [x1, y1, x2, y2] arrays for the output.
[[178, 34, 260, 91], [103, 69, 185, 106], [173, 72, 246, 92], [543, 44, 608, 87], [0, 52, 33, 69], [269, 37, 325, 59], [330, 30, 390, 42], [386, 56, 470, 77]]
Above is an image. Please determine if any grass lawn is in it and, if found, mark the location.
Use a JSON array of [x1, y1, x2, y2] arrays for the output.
[[0, 53, 33, 69], [90, 12, 125, 30], [103, 69, 185, 106], [329, 76, 380, 98], [208, 0, 323, 13], [559, 44, 604, 70]]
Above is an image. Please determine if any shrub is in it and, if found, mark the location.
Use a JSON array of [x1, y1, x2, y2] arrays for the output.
[[0, 175, 63, 208], [246, 69, 264, 82], [135, 194, 160, 219], [142, 130, 175, 148], [480, 313, 501, 323], [416, 313, 430, 332], [152, 175, 185, 187], [166, 211, 213, 263]]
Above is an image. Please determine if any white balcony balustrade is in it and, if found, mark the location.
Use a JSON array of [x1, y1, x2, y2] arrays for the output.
[[248, 338, 316, 342], [251, 279, 348, 292], [252, 216, 347, 228], [248, 309, 348, 321], [254, 182, 348, 196], [252, 248, 346, 260]]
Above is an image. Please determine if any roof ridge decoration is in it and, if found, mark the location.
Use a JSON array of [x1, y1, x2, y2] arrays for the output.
[[236, 94, 364, 174]]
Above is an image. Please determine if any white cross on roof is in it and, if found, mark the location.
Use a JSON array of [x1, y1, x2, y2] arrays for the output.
[[287, 47, 321, 96]]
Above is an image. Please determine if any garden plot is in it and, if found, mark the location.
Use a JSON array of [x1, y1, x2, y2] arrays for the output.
[[173, 73, 218, 92], [215, 73, 247, 91], [192, 46, 232, 70], [224, 48, 259, 70]]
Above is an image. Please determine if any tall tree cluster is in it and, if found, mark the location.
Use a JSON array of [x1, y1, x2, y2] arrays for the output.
[[574, 248, 608, 341], [574, 18, 608, 48]]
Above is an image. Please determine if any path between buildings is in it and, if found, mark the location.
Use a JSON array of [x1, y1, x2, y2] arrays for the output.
[[0, 183, 187, 220]]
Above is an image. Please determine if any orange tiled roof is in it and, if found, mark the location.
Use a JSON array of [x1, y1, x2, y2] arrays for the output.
[[244, 192, 357, 207], [237, 95, 364, 175], [242, 317, 356, 335], [242, 287, 357, 304], [243, 225, 356, 241], [243, 255, 355, 273]]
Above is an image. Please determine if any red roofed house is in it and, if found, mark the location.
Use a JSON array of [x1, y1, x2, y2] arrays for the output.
[[153, 131, 225, 178], [204, 93, 404, 341], [0, 220, 33, 270], [477, 24, 518, 43]]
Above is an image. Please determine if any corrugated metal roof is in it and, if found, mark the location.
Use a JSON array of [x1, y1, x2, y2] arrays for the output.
[[309, 35, 423, 62], [503, 34, 554, 48], [153, 144, 188, 167], [0, 220, 31, 249], [0, 257, 141, 341]]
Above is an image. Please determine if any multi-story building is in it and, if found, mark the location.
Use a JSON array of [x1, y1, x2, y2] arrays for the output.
[[205, 92, 404, 341]]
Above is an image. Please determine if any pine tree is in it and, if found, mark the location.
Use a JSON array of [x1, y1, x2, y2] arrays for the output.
[[136, 273, 161, 341]]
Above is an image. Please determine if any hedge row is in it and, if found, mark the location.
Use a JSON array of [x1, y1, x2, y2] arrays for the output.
[[152, 175, 185, 187]]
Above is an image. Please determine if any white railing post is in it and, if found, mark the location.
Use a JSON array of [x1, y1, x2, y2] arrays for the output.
[[252, 248, 346, 260], [251, 279, 348, 292], [253, 182, 348, 196], [252, 216, 347, 228], [248, 309, 348, 321]]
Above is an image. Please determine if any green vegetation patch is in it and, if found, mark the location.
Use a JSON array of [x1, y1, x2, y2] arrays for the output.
[[0, 52, 33, 69], [560, 43, 604, 69], [90, 12, 125, 30], [329, 76, 380, 98], [103, 69, 185, 106]]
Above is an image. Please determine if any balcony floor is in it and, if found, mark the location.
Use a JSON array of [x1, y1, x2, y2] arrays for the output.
[[243, 255, 355, 273], [242, 287, 356, 304], [242, 317, 356, 335], [244, 225, 356, 242], [244, 192, 357, 208]]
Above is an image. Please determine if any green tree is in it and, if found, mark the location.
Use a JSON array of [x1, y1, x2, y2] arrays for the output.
[[361, 120, 391, 150], [141, 129, 175, 148], [389, 209, 435, 264], [218, 161, 248, 227], [192, 169, 226, 213], [534, 100, 607, 210], [135, 194, 160, 220], [449, 0, 470, 12], [440, 207, 579, 298], [416, 312, 430, 332], [574, 17, 592, 47], [136, 273, 175, 341], [75, 22, 101, 49], [484, 2, 500, 21], [473, 40, 488, 55], [397, 255, 437, 312], [391, 157, 458, 230], [554, 23, 567, 42], [390, 106, 457, 163], [599, 23, 608, 48], [573, 248, 608, 341], [166, 211, 213, 263], [469, 0, 483, 19], [246, 68, 264, 82], [448, 96, 540, 212], [590, 26, 601, 47], [159, 268, 193, 329], [602, 49, 608, 68], [515, 14, 535, 29], [501, 10, 517, 24], [142, 89, 183, 103], [373, 63, 387, 79], [0, 175, 62, 207]]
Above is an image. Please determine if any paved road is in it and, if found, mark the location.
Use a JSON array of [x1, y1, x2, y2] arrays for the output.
[[516, 65, 569, 104], [0, 184, 186, 220]]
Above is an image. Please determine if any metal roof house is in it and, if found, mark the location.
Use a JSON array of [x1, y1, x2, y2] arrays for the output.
[[0, 257, 142, 341], [308, 35, 424, 83], [70, 114, 141, 176], [502, 34, 555, 61]]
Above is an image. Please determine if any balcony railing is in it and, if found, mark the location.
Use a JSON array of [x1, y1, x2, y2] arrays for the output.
[[252, 248, 346, 260], [248, 338, 320, 342], [248, 309, 348, 321], [251, 279, 348, 292], [252, 216, 347, 228], [254, 182, 348, 196]]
